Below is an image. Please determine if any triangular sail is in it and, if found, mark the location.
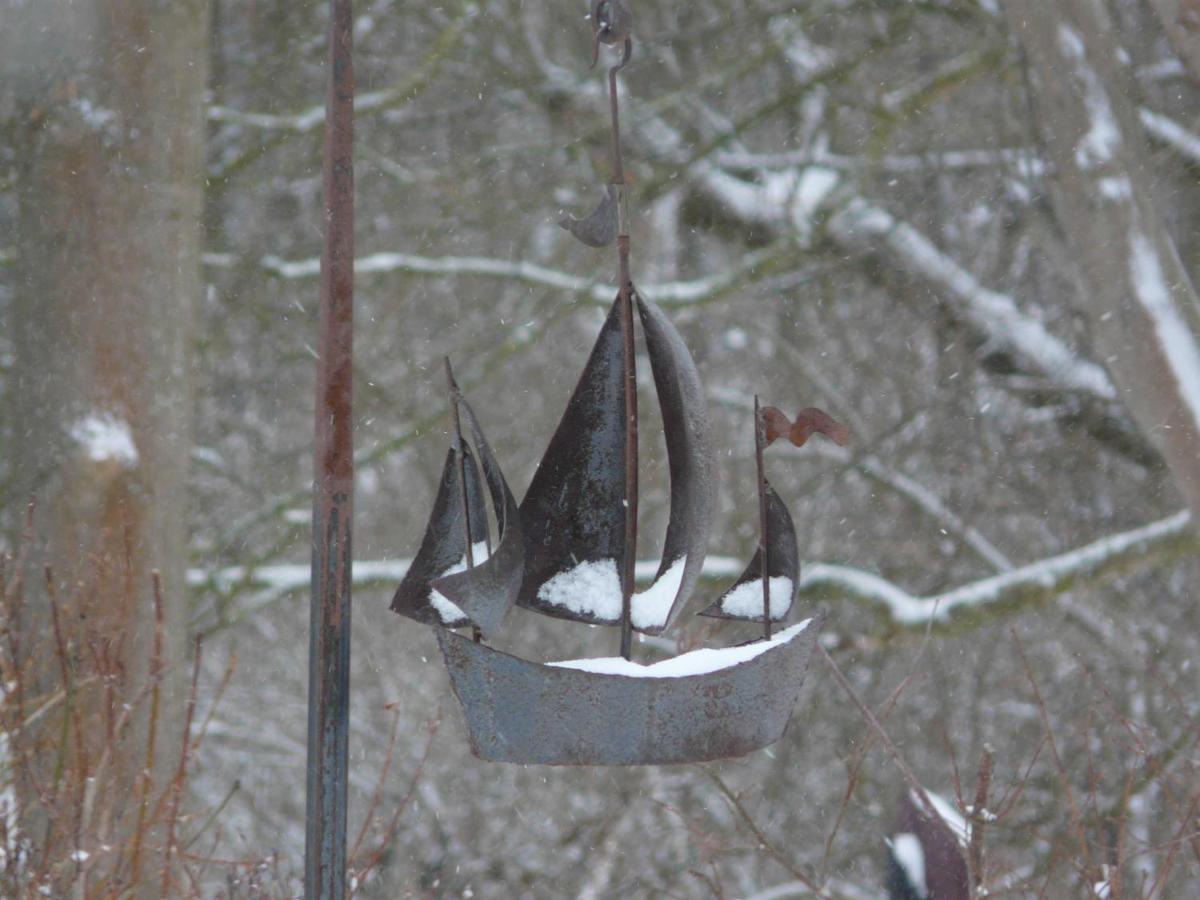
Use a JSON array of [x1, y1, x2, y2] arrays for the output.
[[390, 444, 490, 628], [629, 293, 714, 634], [517, 296, 628, 624], [700, 484, 799, 622], [432, 393, 525, 639]]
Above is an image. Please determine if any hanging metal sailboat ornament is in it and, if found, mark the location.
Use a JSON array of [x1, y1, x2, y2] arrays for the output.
[[391, 8, 848, 765]]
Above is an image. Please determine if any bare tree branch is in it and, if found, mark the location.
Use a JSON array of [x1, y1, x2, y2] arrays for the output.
[[800, 510, 1193, 630], [824, 198, 1117, 401], [206, 243, 788, 308], [189, 512, 1192, 635]]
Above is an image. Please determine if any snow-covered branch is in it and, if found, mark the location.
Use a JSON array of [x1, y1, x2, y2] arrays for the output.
[[825, 198, 1117, 401], [617, 74, 1120, 404], [1138, 107, 1200, 166], [716, 143, 1045, 177], [709, 386, 1013, 572], [206, 5, 476, 134], [799, 510, 1193, 629], [713, 107, 1199, 173], [207, 244, 785, 308], [189, 513, 1193, 632]]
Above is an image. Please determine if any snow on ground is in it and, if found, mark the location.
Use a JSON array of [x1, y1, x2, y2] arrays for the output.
[[547, 619, 812, 678]]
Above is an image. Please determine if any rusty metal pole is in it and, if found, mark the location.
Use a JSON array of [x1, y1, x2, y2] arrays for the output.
[[306, 0, 354, 895]]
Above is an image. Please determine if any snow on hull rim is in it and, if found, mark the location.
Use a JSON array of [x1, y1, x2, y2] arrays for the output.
[[547, 618, 813, 678], [537, 558, 622, 621], [630, 556, 686, 630]]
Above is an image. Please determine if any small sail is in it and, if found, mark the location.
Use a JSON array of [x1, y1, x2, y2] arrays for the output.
[[700, 484, 799, 623], [432, 393, 525, 639], [390, 444, 490, 628], [630, 293, 714, 634], [518, 296, 627, 623]]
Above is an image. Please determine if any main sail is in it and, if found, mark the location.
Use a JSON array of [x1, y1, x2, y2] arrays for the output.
[[517, 296, 628, 623], [630, 293, 713, 634], [700, 484, 799, 623], [517, 292, 714, 631]]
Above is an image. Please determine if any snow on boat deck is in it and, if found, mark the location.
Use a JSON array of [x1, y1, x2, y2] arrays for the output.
[[547, 619, 813, 678]]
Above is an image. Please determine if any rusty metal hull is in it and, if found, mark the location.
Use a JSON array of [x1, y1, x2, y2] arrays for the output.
[[437, 614, 822, 765]]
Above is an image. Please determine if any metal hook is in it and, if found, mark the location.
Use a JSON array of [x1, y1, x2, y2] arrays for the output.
[[590, 0, 633, 69]]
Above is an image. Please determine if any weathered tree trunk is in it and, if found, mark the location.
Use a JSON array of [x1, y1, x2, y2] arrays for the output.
[[4, 0, 209, 887], [1005, 0, 1200, 521]]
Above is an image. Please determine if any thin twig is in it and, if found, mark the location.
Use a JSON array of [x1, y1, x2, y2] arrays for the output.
[[1011, 629, 1096, 882], [967, 744, 995, 894], [130, 570, 166, 885], [817, 644, 944, 826], [160, 635, 203, 896], [349, 712, 442, 883], [348, 705, 402, 864], [702, 768, 823, 893]]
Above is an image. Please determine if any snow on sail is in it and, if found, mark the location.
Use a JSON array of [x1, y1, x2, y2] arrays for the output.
[[391, 367, 525, 640], [631, 293, 714, 633], [515, 292, 716, 632], [517, 296, 628, 624], [431, 389, 525, 639], [700, 484, 799, 622], [390, 443, 489, 628]]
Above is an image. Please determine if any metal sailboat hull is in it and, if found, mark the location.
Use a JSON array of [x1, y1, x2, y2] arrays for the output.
[[436, 614, 823, 765]]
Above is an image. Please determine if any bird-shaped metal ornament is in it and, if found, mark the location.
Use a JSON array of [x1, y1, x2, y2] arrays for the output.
[[761, 406, 850, 449], [559, 184, 619, 248]]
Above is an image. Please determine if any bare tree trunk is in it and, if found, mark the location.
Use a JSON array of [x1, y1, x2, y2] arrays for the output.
[[1005, 0, 1200, 521], [4, 0, 209, 884]]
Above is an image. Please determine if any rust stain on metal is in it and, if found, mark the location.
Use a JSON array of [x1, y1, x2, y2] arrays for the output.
[[305, 0, 354, 896]]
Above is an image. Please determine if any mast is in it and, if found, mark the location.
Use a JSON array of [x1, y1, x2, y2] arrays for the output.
[[446, 358, 482, 642], [595, 5, 639, 661], [755, 396, 772, 641]]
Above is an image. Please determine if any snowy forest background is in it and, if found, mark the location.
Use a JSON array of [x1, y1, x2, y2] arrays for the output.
[[3, 0, 1200, 896]]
